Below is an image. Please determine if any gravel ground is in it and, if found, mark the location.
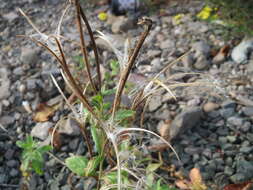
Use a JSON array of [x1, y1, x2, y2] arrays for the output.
[[1, 0, 253, 189]]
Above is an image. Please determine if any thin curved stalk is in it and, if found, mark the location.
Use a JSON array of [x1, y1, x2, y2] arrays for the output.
[[74, 0, 97, 92], [80, 6, 101, 91]]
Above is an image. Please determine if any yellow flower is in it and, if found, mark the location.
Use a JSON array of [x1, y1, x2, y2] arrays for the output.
[[173, 13, 184, 25], [197, 5, 214, 20], [98, 12, 107, 21]]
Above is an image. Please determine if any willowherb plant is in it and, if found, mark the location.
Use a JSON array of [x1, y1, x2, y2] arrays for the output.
[[18, 0, 221, 189]]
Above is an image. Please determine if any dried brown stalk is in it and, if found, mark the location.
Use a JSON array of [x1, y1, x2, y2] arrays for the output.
[[112, 18, 153, 118], [79, 6, 101, 91], [74, 0, 97, 92]]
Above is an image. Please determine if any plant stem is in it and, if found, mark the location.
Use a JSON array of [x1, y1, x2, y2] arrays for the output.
[[79, 6, 102, 91], [74, 0, 97, 93], [112, 18, 152, 119]]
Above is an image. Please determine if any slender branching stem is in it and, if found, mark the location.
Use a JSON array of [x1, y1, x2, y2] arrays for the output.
[[112, 18, 152, 118], [79, 6, 101, 91], [74, 0, 97, 93]]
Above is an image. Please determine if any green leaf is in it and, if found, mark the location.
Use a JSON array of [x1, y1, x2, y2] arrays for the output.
[[65, 156, 88, 176], [110, 60, 119, 76], [101, 88, 116, 96], [114, 109, 135, 122], [91, 126, 103, 154], [37, 145, 53, 154], [31, 159, 43, 175], [16, 136, 36, 150], [85, 155, 103, 176], [91, 94, 103, 109], [146, 163, 162, 173]]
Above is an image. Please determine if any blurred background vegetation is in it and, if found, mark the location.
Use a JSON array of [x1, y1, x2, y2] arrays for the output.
[[205, 0, 253, 36]]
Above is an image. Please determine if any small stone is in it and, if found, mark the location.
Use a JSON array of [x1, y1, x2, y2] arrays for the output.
[[3, 12, 18, 22], [5, 149, 15, 160], [239, 147, 253, 153], [160, 39, 175, 49], [242, 106, 253, 116], [182, 53, 194, 68], [31, 122, 54, 140], [61, 185, 71, 190], [148, 95, 162, 112], [184, 147, 201, 155], [169, 107, 202, 140], [193, 55, 210, 70], [13, 67, 24, 76], [0, 115, 15, 126], [151, 58, 161, 70], [226, 136, 237, 143], [0, 174, 8, 183], [230, 173, 246, 183], [202, 148, 212, 159], [224, 166, 234, 176], [10, 168, 19, 177], [18, 84, 26, 93], [203, 102, 220, 113], [220, 108, 235, 118], [147, 50, 161, 58], [26, 79, 37, 90], [222, 100, 237, 109], [111, 16, 135, 33], [58, 118, 81, 136], [20, 48, 38, 65], [241, 122, 251, 132], [227, 116, 244, 126], [218, 136, 227, 144], [2, 99, 10, 107], [6, 160, 18, 167], [69, 138, 79, 150], [225, 157, 233, 166], [231, 38, 253, 63], [236, 159, 253, 180], [192, 41, 210, 56], [0, 68, 10, 100]]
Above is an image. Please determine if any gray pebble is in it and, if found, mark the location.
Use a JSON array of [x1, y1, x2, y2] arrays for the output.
[[242, 106, 253, 116], [230, 173, 245, 183], [13, 67, 24, 76], [224, 166, 234, 176], [10, 168, 19, 177], [239, 146, 253, 153], [6, 160, 18, 167], [220, 108, 235, 118], [227, 116, 244, 126], [4, 149, 15, 160], [0, 174, 8, 183], [225, 157, 233, 166], [222, 100, 237, 109], [226, 136, 237, 143]]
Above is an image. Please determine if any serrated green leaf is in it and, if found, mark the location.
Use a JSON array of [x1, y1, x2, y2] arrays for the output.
[[65, 156, 88, 176], [115, 109, 135, 122]]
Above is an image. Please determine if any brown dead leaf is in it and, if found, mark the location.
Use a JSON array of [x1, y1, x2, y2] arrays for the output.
[[157, 120, 172, 141], [212, 45, 230, 64], [148, 143, 168, 151], [175, 180, 190, 190], [189, 168, 202, 185], [223, 181, 253, 190], [33, 103, 58, 122], [48, 128, 62, 150]]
